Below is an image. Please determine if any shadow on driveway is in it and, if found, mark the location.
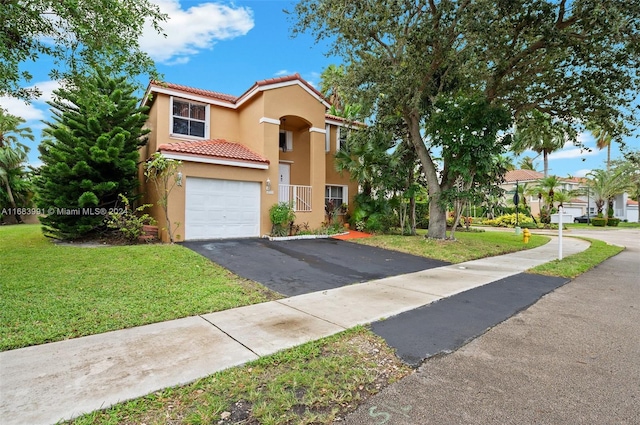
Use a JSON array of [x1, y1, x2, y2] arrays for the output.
[[182, 238, 449, 297]]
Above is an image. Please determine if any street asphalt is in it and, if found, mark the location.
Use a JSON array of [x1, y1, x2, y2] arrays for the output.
[[339, 228, 640, 425], [1, 229, 634, 424], [371, 273, 569, 367], [0, 235, 589, 425]]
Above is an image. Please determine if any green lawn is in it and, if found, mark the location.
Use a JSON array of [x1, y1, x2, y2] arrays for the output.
[[0, 225, 277, 351], [567, 221, 640, 230], [67, 327, 411, 425], [353, 229, 549, 263], [4, 223, 626, 425], [529, 238, 624, 278]]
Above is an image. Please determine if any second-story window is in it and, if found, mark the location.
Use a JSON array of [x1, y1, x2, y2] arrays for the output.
[[172, 98, 206, 138], [337, 127, 350, 152]]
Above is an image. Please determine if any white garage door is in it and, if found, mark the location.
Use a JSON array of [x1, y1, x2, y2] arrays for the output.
[[185, 177, 261, 240], [563, 207, 583, 219]]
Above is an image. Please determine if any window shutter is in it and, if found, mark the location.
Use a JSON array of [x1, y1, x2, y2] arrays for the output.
[[325, 125, 330, 152], [286, 131, 293, 151]]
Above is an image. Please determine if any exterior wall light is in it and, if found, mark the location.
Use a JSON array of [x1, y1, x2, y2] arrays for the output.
[[266, 178, 271, 192], [176, 172, 183, 186]]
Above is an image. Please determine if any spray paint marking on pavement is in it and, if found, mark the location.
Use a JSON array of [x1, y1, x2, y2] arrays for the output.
[[368, 403, 413, 424]]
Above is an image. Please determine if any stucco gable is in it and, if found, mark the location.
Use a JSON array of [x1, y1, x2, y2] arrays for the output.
[[143, 74, 329, 110]]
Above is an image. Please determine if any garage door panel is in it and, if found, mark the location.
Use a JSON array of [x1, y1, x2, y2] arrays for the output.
[[185, 177, 261, 240]]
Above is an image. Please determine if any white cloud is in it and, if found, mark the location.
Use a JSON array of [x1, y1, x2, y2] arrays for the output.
[[0, 80, 61, 122], [141, 0, 254, 64], [574, 169, 592, 178], [274, 69, 290, 76], [548, 147, 599, 161], [304, 71, 321, 88]]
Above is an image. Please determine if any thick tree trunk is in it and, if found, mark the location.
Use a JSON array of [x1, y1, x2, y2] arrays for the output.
[[405, 112, 447, 239], [3, 179, 23, 224], [410, 193, 417, 235]]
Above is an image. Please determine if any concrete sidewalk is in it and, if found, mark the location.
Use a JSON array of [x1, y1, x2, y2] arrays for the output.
[[340, 229, 639, 425], [0, 237, 589, 425]]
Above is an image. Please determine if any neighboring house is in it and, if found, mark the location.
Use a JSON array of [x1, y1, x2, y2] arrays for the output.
[[139, 74, 358, 241], [502, 170, 637, 221]]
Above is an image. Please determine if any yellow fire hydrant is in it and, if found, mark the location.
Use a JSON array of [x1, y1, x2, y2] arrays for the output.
[[523, 228, 531, 244]]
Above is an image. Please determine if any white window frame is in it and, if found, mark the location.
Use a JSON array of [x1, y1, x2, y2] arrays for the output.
[[325, 185, 349, 214], [325, 124, 330, 152], [170, 97, 209, 140], [336, 126, 351, 152], [279, 130, 293, 152]]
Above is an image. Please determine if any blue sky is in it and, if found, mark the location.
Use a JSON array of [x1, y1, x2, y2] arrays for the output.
[[2, 0, 637, 176]]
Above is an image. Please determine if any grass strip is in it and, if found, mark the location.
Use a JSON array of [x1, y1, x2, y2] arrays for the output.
[[528, 237, 624, 278], [354, 229, 548, 263], [0, 225, 277, 351], [65, 327, 411, 425]]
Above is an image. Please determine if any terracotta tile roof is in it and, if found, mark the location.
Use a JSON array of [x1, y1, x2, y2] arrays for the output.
[[505, 169, 545, 182], [257, 73, 325, 99], [325, 113, 366, 127], [149, 81, 238, 103], [239, 73, 329, 104], [149, 74, 329, 107], [158, 139, 269, 164], [628, 199, 638, 206]]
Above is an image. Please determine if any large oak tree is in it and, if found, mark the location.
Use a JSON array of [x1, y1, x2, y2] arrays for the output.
[[1, 0, 166, 101], [292, 0, 640, 239]]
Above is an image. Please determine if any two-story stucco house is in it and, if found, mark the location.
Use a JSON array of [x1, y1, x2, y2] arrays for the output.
[[138, 74, 358, 241]]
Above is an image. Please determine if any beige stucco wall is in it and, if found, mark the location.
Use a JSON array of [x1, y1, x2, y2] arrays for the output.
[[139, 81, 357, 240], [147, 161, 269, 242], [210, 106, 240, 141], [325, 124, 358, 214], [237, 93, 265, 154]]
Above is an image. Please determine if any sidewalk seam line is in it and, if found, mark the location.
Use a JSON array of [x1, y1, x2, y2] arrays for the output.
[[273, 300, 348, 330], [198, 315, 261, 358]]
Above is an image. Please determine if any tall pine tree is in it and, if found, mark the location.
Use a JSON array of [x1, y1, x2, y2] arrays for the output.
[[37, 71, 149, 239]]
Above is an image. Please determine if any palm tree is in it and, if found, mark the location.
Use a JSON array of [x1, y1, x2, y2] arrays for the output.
[[513, 109, 571, 177], [518, 155, 539, 171], [0, 108, 34, 149], [497, 155, 516, 172], [587, 122, 614, 171], [0, 109, 34, 223], [0, 145, 30, 223], [320, 64, 346, 112], [553, 189, 572, 208], [533, 175, 562, 223], [587, 168, 633, 217]]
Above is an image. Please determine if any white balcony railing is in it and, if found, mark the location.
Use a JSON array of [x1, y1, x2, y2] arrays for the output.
[[279, 184, 312, 212]]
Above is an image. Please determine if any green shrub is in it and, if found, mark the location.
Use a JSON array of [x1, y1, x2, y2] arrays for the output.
[[519, 222, 538, 229], [607, 218, 620, 227], [105, 194, 156, 243], [269, 202, 296, 236], [482, 213, 534, 228], [415, 203, 429, 229], [591, 217, 607, 227]]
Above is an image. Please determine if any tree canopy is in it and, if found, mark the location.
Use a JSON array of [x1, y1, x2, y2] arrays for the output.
[[36, 70, 150, 239], [292, 0, 640, 238], [0, 109, 34, 223], [0, 0, 166, 101]]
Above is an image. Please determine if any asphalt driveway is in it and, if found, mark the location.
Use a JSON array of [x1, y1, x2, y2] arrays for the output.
[[182, 238, 449, 296]]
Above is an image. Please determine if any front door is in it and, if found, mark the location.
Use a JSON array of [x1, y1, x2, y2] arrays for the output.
[[279, 163, 290, 185], [278, 163, 291, 204]]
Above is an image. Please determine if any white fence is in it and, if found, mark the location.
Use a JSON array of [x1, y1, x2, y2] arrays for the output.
[[278, 185, 312, 212]]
